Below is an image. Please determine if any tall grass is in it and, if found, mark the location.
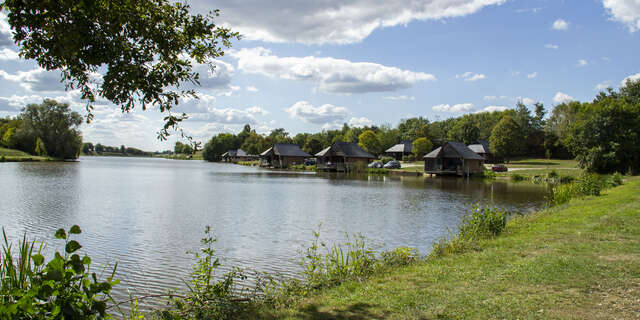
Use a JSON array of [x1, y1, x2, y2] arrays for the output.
[[0, 229, 44, 294], [550, 172, 621, 205], [430, 206, 510, 258]]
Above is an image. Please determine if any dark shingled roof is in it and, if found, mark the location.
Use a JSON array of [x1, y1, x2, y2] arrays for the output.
[[272, 143, 310, 157], [385, 141, 412, 153], [315, 142, 375, 159], [424, 142, 485, 160]]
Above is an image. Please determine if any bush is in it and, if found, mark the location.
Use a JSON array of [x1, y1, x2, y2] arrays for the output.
[[478, 169, 496, 179], [366, 168, 390, 175], [1, 226, 118, 319], [551, 172, 613, 205], [430, 206, 510, 258], [510, 173, 526, 181], [379, 156, 393, 164], [402, 154, 415, 162]]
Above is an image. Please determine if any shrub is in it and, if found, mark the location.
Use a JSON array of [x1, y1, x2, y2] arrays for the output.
[[609, 172, 623, 187], [366, 168, 390, 175], [379, 156, 393, 164], [402, 154, 415, 162], [479, 169, 496, 179], [551, 172, 612, 205], [0, 226, 118, 319], [510, 173, 526, 181], [430, 206, 510, 258], [380, 247, 417, 267]]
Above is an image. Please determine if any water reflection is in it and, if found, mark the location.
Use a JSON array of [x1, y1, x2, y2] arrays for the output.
[[0, 157, 549, 309]]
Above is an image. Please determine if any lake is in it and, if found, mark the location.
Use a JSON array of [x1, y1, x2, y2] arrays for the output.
[[0, 156, 549, 308]]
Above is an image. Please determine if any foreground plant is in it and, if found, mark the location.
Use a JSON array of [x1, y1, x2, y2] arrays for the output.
[[0, 226, 118, 319]]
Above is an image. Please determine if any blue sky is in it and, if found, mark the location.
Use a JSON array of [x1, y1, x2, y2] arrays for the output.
[[1, 0, 639, 151]]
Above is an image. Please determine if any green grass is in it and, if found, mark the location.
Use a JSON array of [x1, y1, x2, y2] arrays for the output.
[[506, 158, 578, 168], [0, 147, 56, 161], [251, 177, 640, 319]]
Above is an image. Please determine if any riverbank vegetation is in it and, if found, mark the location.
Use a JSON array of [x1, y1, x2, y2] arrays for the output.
[[1, 100, 83, 161]]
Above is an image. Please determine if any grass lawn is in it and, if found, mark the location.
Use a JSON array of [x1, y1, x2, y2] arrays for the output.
[[254, 177, 640, 319], [506, 158, 578, 168], [0, 147, 55, 161]]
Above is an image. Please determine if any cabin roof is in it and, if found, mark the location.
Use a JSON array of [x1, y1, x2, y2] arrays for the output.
[[272, 143, 310, 157], [424, 142, 485, 160], [223, 149, 251, 157], [468, 140, 490, 154], [315, 141, 375, 159], [385, 140, 412, 153]]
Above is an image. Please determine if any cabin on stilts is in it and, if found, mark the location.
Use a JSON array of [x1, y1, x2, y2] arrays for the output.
[[424, 142, 485, 176], [467, 140, 494, 163], [385, 140, 412, 160], [315, 141, 375, 172], [259, 143, 310, 168]]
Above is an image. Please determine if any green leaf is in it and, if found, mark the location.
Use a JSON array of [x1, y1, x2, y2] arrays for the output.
[[82, 255, 91, 265], [65, 240, 82, 253], [69, 225, 82, 234], [31, 253, 45, 266], [55, 228, 67, 240], [70, 254, 85, 274]]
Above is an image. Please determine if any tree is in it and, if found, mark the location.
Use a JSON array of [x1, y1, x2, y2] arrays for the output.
[[120, 145, 126, 153], [357, 130, 381, 155], [174, 142, 185, 154], [566, 80, 640, 174], [448, 115, 479, 145], [412, 137, 433, 159], [82, 142, 94, 154], [34, 137, 47, 156], [303, 136, 324, 155], [19, 99, 83, 159], [398, 117, 429, 142], [490, 116, 522, 160], [95, 143, 104, 154], [1, 127, 16, 148], [3, 0, 238, 139], [202, 133, 240, 161]]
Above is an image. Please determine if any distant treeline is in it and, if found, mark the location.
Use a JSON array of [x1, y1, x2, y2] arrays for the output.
[[202, 79, 640, 175], [82, 142, 157, 157]]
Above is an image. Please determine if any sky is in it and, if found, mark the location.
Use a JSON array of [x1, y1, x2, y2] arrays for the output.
[[0, 0, 639, 151]]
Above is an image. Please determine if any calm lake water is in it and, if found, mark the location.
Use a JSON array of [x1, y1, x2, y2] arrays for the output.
[[0, 157, 549, 308]]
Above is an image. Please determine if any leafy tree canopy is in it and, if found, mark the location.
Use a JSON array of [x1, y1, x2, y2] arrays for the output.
[[357, 130, 381, 155], [2, 0, 239, 139], [412, 137, 433, 159], [490, 116, 522, 160]]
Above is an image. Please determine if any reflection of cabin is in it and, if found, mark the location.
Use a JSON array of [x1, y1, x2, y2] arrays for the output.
[[385, 141, 412, 160], [221, 149, 256, 163], [424, 142, 485, 176], [259, 143, 310, 168], [467, 140, 493, 163], [316, 142, 375, 172]]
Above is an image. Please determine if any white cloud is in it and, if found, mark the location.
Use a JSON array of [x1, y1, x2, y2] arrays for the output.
[[432, 103, 474, 112], [483, 95, 508, 101], [602, 0, 640, 32], [188, 107, 263, 124], [578, 59, 589, 67], [383, 95, 415, 101], [348, 117, 373, 128], [527, 72, 538, 79], [186, 60, 236, 92], [0, 68, 65, 93], [456, 71, 486, 82], [0, 94, 43, 112], [477, 105, 508, 113], [595, 81, 612, 91], [0, 48, 19, 60], [552, 19, 569, 30], [245, 106, 269, 115], [285, 101, 349, 125], [193, 0, 506, 44], [231, 47, 435, 94], [621, 72, 640, 87], [553, 92, 574, 104], [0, 13, 13, 49], [246, 86, 259, 92], [544, 43, 559, 50], [518, 97, 535, 105], [517, 7, 543, 14]]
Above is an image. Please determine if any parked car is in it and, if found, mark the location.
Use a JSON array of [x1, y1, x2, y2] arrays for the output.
[[491, 164, 508, 172], [304, 158, 316, 166], [368, 161, 383, 168], [383, 160, 401, 169]]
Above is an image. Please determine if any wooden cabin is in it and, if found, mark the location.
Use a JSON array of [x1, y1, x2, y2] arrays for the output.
[[315, 141, 375, 172], [385, 140, 412, 160], [424, 142, 485, 176], [259, 143, 310, 168], [221, 149, 256, 163], [467, 140, 493, 163]]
